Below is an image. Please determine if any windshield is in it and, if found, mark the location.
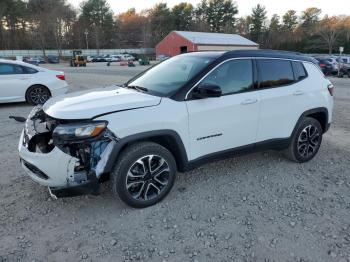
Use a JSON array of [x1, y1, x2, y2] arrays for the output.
[[127, 55, 217, 96]]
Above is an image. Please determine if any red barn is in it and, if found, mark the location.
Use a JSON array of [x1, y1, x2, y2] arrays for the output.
[[156, 31, 259, 58]]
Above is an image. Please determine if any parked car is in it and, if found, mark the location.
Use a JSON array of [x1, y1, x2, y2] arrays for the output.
[[107, 55, 122, 62], [18, 50, 333, 208], [23, 57, 39, 66], [87, 55, 97, 62], [314, 58, 334, 75], [33, 56, 46, 64], [157, 54, 170, 61], [47, 55, 60, 64], [342, 57, 350, 64], [118, 54, 135, 61], [336, 56, 350, 64], [93, 55, 107, 62], [0, 59, 68, 105], [338, 63, 350, 78], [324, 57, 339, 73]]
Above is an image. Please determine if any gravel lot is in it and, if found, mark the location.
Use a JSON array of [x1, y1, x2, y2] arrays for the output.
[[0, 63, 350, 262]]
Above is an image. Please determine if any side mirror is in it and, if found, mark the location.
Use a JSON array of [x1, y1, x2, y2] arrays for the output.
[[192, 84, 222, 99]]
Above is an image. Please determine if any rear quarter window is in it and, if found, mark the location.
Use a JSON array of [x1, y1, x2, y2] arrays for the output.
[[292, 61, 308, 81], [258, 59, 295, 88], [22, 66, 38, 74]]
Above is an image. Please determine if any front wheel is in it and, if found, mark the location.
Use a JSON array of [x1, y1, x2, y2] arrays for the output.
[[112, 142, 177, 208], [284, 117, 323, 163]]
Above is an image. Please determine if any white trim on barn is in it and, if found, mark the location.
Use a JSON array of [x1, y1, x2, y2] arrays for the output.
[[174, 31, 259, 48], [197, 45, 258, 51]]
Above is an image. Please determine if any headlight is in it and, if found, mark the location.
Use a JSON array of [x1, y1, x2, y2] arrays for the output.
[[53, 121, 107, 142]]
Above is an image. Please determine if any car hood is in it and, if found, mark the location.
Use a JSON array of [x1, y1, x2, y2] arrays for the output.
[[43, 86, 161, 119]]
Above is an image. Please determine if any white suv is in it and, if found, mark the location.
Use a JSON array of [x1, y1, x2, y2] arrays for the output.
[[18, 50, 334, 208]]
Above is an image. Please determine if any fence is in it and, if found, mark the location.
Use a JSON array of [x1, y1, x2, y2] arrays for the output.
[[0, 48, 155, 58]]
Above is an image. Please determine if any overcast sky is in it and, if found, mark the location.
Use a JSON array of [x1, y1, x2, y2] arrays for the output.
[[68, 0, 348, 17]]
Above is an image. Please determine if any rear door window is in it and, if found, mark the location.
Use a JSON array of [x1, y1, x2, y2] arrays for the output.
[[257, 59, 295, 88]]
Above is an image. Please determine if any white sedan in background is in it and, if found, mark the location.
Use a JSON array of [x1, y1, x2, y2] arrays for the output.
[[0, 59, 68, 105]]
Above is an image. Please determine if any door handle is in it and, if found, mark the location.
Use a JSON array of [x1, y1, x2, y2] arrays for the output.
[[293, 90, 304, 96], [20, 77, 29, 80], [241, 98, 258, 105]]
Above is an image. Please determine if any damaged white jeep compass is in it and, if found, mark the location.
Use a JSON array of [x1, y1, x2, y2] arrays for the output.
[[18, 50, 334, 208]]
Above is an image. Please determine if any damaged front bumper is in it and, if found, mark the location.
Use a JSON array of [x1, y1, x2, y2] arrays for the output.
[[18, 106, 118, 198]]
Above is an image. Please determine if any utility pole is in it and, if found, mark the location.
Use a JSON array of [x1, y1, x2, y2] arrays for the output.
[[84, 30, 89, 50], [338, 46, 344, 77]]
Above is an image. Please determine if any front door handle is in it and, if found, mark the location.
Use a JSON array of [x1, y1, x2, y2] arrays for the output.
[[293, 90, 304, 96], [241, 98, 258, 105]]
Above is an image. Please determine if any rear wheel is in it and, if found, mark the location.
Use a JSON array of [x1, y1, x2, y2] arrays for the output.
[[284, 117, 323, 163], [112, 142, 177, 208], [26, 85, 51, 105]]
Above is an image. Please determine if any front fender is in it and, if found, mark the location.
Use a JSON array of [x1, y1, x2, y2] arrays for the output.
[[102, 130, 189, 173]]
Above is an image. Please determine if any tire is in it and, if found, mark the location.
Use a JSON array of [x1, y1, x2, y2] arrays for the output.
[[284, 117, 323, 163], [26, 85, 51, 105], [112, 142, 177, 208]]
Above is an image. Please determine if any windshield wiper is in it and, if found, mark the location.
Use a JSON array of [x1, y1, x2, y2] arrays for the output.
[[127, 85, 148, 92]]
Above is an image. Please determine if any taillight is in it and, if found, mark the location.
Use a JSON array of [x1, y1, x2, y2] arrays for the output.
[[320, 64, 326, 68], [327, 84, 334, 96], [56, 75, 65, 81]]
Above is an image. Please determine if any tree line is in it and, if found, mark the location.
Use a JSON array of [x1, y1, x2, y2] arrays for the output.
[[1, 0, 350, 54]]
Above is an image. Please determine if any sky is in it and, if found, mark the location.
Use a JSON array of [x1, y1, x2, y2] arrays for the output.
[[68, 0, 349, 17]]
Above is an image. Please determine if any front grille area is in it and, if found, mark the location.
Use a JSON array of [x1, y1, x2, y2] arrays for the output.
[[22, 159, 49, 180]]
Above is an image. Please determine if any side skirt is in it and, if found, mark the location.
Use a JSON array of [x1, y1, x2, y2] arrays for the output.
[[182, 138, 290, 172]]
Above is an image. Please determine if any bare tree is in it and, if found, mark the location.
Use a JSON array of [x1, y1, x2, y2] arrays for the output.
[[317, 16, 343, 54]]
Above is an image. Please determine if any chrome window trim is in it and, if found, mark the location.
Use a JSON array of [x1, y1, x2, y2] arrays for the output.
[[184, 57, 316, 100]]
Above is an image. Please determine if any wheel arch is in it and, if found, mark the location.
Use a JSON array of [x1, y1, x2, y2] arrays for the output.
[[104, 130, 189, 174], [293, 107, 329, 136]]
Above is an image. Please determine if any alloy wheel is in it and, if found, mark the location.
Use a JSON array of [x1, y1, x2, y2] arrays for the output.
[[126, 155, 170, 201], [29, 87, 49, 104], [297, 125, 320, 158]]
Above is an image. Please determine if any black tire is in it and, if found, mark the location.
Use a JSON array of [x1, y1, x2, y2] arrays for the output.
[[26, 85, 51, 105], [112, 142, 177, 208], [284, 117, 323, 163]]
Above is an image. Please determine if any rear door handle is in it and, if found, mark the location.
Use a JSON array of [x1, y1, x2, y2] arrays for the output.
[[293, 90, 304, 96], [241, 98, 258, 105]]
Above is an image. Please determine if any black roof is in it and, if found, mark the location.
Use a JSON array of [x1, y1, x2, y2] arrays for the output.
[[223, 49, 316, 63], [181, 49, 318, 64]]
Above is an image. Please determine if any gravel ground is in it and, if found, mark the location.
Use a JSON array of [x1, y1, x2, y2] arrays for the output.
[[0, 63, 350, 262]]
